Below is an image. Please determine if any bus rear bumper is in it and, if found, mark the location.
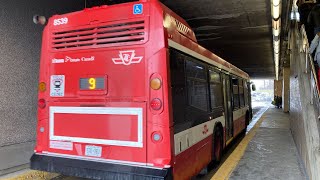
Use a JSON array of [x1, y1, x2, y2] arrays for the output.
[[30, 154, 172, 180]]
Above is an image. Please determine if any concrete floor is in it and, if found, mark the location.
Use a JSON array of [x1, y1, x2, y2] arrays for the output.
[[229, 108, 307, 180]]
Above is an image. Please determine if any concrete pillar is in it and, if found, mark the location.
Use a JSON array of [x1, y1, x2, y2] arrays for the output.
[[274, 79, 283, 97], [282, 50, 291, 113], [282, 67, 290, 112]]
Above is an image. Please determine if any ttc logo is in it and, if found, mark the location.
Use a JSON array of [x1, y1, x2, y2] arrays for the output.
[[112, 50, 143, 66], [202, 124, 209, 135]]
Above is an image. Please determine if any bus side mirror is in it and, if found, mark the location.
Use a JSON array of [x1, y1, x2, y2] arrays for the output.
[[252, 84, 256, 91]]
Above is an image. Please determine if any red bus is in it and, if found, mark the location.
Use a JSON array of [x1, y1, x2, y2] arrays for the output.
[[31, 0, 253, 179]]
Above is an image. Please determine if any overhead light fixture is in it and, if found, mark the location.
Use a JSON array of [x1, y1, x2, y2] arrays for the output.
[[272, 0, 281, 6], [273, 28, 280, 36], [274, 44, 279, 50], [272, 0, 281, 19], [271, 0, 281, 80]]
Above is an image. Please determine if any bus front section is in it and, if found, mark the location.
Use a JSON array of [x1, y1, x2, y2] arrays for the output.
[[31, 1, 173, 179]]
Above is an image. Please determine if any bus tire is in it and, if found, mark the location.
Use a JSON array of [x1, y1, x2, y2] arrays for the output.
[[213, 127, 223, 163], [245, 111, 250, 126]]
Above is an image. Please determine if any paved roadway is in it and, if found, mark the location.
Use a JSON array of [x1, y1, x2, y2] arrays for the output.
[[195, 105, 267, 180]]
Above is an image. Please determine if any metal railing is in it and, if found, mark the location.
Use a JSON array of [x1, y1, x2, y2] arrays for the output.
[[299, 24, 320, 119]]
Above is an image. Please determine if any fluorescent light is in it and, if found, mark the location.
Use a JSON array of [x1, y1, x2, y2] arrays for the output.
[[275, 56, 279, 65], [272, 0, 281, 80], [273, 28, 280, 36], [272, 0, 281, 6], [272, 6, 280, 19], [272, 0, 281, 19]]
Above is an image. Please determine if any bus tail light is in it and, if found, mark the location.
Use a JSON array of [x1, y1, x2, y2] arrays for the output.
[[150, 78, 162, 90], [38, 99, 46, 109], [150, 98, 162, 110], [38, 82, 46, 92], [149, 74, 164, 113], [152, 131, 163, 143]]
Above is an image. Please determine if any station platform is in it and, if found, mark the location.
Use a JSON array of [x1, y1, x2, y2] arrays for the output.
[[204, 107, 308, 180], [1, 107, 308, 180]]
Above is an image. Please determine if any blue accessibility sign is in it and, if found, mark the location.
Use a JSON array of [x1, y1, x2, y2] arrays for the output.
[[133, 4, 143, 15]]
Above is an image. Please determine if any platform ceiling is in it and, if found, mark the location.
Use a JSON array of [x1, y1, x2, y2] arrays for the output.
[[160, 0, 275, 78], [91, 0, 277, 78]]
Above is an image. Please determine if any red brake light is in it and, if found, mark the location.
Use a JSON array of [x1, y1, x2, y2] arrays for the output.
[[38, 99, 46, 109], [150, 98, 162, 110]]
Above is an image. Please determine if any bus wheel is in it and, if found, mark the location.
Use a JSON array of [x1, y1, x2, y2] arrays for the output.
[[213, 128, 223, 163], [245, 111, 250, 126]]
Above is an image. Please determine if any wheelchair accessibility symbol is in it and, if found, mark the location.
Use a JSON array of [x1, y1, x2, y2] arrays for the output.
[[133, 4, 143, 15]]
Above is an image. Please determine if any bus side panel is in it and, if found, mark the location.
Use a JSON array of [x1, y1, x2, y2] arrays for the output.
[[233, 107, 248, 136], [174, 136, 212, 180], [146, 48, 172, 167], [145, 1, 173, 168]]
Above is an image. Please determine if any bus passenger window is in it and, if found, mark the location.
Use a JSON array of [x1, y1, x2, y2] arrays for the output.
[[239, 79, 245, 107], [186, 60, 208, 111], [232, 78, 240, 109], [209, 70, 223, 116], [169, 49, 187, 126]]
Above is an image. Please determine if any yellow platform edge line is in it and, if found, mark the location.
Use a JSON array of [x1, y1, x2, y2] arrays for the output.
[[211, 114, 267, 180], [3, 170, 59, 180]]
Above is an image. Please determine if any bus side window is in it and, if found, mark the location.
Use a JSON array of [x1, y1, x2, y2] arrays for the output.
[[170, 49, 187, 126], [186, 60, 208, 112], [239, 79, 245, 107], [244, 80, 249, 106], [209, 69, 224, 117], [232, 78, 240, 110]]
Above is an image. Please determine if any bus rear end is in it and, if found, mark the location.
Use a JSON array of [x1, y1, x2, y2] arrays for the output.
[[31, 1, 173, 179]]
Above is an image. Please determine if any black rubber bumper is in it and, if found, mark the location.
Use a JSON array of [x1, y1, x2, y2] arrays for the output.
[[30, 154, 172, 180]]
